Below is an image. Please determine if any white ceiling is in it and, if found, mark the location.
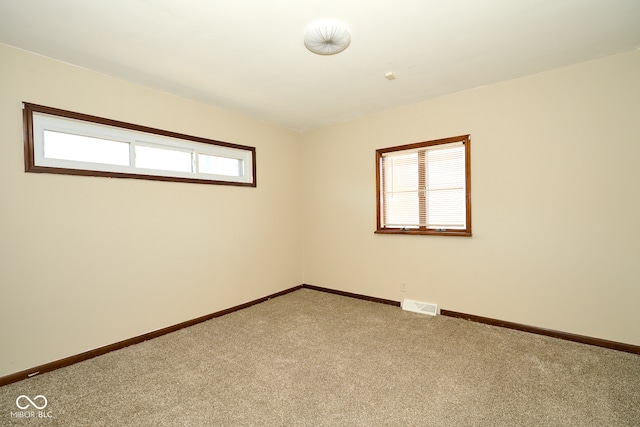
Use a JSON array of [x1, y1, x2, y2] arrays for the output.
[[1, 0, 639, 131]]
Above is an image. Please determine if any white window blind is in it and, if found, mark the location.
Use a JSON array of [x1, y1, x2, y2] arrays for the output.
[[381, 141, 466, 230]]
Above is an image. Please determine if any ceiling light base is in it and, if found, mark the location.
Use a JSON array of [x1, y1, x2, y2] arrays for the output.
[[304, 20, 351, 56]]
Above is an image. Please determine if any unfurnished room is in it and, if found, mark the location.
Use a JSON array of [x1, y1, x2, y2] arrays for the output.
[[0, 1, 639, 426]]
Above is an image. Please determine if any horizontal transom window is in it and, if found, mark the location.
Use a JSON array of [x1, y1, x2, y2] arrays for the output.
[[376, 135, 471, 236], [23, 103, 256, 186]]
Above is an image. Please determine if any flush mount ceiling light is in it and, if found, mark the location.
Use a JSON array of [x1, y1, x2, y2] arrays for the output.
[[304, 19, 351, 56]]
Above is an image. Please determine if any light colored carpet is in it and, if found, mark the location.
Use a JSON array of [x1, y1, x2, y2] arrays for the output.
[[1, 288, 639, 426]]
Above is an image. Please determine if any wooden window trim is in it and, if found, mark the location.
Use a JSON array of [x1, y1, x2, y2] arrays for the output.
[[23, 102, 257, 187], [375, 134, 472, 237]]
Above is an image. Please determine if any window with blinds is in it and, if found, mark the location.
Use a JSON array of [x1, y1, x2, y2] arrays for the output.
[[375, 135, 471, 236]]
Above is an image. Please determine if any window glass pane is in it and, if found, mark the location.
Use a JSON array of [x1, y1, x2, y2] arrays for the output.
[[198, 154, 242, 177], [383, 152, 420, 227], [426, 188, 466, 228], [385, 191, 419, 227], [384, 153, 418, 192], [43, 130, 130, 166], [135, 145, 192, 173], [426, 145, 464, 190], [425, 143, 465, 228]]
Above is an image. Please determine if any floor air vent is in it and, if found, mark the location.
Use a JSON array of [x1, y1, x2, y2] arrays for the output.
[[401, 299, 438, 316]]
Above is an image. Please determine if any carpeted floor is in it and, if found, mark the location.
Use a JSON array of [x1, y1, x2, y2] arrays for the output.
[[1, 288, 639, 426]]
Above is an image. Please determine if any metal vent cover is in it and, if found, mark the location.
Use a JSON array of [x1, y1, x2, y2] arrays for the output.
[[401, 299, 438, 316]]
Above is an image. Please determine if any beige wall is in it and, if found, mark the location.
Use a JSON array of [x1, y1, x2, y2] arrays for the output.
[[301, 50, 640, 346], [0, 44, 303, 377]]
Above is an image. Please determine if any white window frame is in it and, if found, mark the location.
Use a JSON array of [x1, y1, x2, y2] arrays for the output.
[[24, 103, 256, 187]]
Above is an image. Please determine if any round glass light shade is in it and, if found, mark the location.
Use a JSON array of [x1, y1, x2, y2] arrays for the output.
[[304, 20, 351, 55]]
